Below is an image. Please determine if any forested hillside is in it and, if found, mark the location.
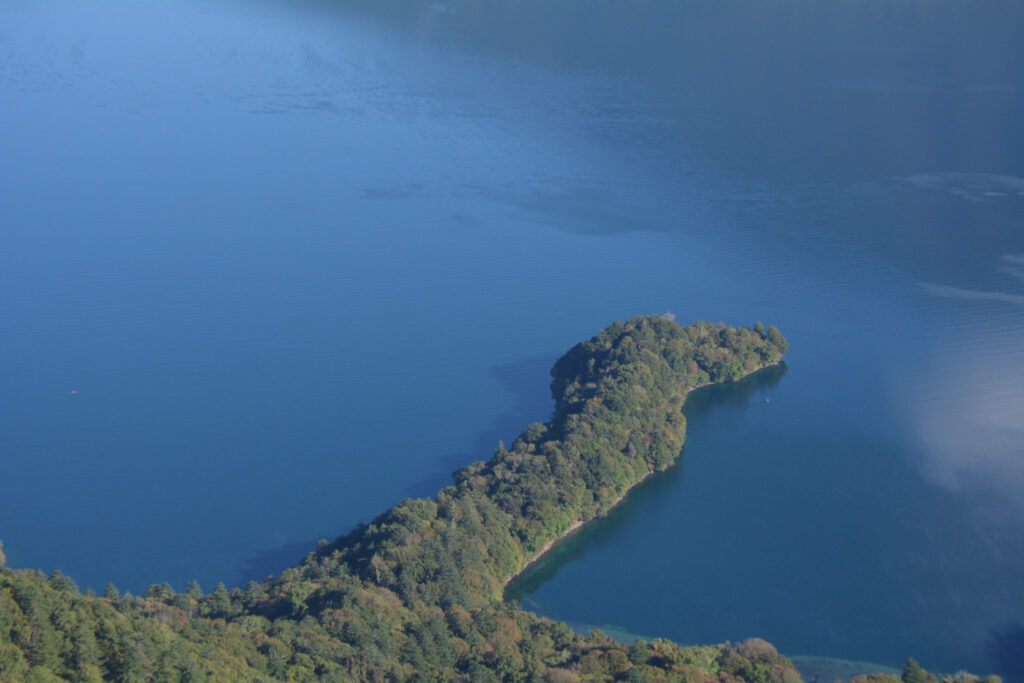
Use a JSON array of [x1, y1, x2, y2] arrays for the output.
[[0, 316, 828, 682]]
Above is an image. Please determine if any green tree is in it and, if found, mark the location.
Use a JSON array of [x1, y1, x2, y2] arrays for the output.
[[102, 583, 119, 600], [766, 325, 788, 353], [628, 639, 649, 665], [48, 570, 78, 593], [0, 319, 845, 683], [143, 582, 174, 599], [901, 657, 927, 683], [242, 580, 266, 609], [204, 582, 233, 619]]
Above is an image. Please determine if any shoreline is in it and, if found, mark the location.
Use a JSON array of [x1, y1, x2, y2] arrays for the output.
[[504, 360, 780, 591], [504, 471, 655, 589]]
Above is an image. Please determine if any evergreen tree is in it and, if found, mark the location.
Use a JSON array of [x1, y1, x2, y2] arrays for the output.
[[48, 569, 78, 593], [628, 639, 650, 665], [242, 580, 266, 609], [204, 582, 233, 619], [766, 325, 788, 353], [143, 582, 174, 599], [901, 657, 927, 683]]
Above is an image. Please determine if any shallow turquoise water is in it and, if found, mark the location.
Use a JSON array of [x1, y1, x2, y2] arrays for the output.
[[1, 0, 1022, 676]]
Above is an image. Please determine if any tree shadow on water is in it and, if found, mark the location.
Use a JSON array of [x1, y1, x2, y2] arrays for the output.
[[507, 363, 789, 605], [986, 623, 1024, 681], [225, 355, 558, 588], [228, 539, 322, 587], [402, 354, 559, 500], [505, 462, 687, 603], [682, 362, 788, 418], [226, 362, 789, 589]]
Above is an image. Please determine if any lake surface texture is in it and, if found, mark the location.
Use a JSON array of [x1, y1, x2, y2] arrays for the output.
[[2, 0, 1023, 677]]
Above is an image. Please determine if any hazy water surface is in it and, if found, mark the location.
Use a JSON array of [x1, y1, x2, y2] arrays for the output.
[[2, 0, 1022, 676]]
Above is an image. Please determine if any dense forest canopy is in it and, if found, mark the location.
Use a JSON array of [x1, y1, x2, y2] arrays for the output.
[[0, 316, 996, 681]]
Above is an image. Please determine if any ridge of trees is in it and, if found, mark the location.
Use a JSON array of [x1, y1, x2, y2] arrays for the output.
[[311, 316, 789, 611], [0, 316, 943, 682]]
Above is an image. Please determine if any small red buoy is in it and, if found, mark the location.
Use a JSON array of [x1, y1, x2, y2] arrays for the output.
[[70, 390, 78, 395]]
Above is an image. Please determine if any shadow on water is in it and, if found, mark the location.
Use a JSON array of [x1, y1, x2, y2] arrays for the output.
[[229, 539, 322, 586], [228, 363, 786, 589], [986, 623, 1024, 682], [682, 362, 787, 418], [227, 355, 556, 587], [505, 461, 688, 602], [506, 363, 787, 603], [403, 354, 558, 499]]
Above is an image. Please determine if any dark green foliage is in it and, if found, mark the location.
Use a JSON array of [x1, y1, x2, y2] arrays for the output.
[[629, 639, 651, 666], [0, 565, 264, 681], [902, 657, 928, 683], [142, 582, 175, 599], [3, 317, 932, 683], [47, 571, 78, 594], [186, 579, 203, 599], [202, 582, 236, 620], [317, 317, 788, 617]]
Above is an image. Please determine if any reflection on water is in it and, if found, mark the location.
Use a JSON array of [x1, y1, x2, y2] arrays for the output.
[[230, 538, 321, 586], [506, 365, 788, 601], [505, 462, 686, 604], [987, 623, 1024, 683], [903, 174, 1024, 203], [681, 363, 788, 417], [907, 273, 1024, 518], [404, 354, 557, 500], [912, 341, 1024, 503]]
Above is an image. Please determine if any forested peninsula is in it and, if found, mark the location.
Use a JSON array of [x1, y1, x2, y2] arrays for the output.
[[0, 316, 990, 682]]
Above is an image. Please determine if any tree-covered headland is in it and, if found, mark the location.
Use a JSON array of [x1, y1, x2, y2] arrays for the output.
[[0, 316, 997, 681]]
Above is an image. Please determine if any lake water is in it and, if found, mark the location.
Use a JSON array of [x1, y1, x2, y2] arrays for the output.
[[2, 0, 1022, 676]]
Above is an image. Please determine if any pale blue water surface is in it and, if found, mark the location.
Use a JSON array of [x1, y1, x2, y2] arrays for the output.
[[1, 0, 1023, 677]]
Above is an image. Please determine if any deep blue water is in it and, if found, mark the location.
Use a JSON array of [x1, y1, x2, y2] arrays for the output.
[[2, 0, 1023, 676]]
